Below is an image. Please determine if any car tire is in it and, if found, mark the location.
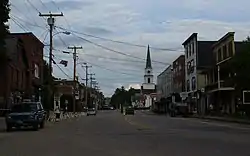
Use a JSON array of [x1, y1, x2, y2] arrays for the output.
[[32, 124, 39, 131], [40, 121, 45, 129]]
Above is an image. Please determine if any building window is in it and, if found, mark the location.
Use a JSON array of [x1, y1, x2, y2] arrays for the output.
[[185, 47, 188, 59], [16, 69, 18, 85], [192, 77, 196, 90], [192, 42, 195, 54], [187, 80, 190, 92], [218, 48, 222, 62], [34, 64, 39, 78], [148, 78, 150, 83], [228, 41, 233, 57], [189, 44, 191, 56], [223, 45, 227, 59]]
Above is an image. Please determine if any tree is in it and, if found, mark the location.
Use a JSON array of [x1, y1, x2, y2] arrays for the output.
[[110, 86, 137, 108], [230, 37, 250, 116], [230, 37, 250, 91], [0, 0, 10, 67]]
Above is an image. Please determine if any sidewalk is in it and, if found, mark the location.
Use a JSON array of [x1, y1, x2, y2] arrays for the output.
[[192, 115, 250, 125]]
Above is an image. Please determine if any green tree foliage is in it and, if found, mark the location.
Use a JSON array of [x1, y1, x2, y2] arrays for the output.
[[110, 86, 138, 108], [0, 0, 10, 67], [230, 37, 250, 91]]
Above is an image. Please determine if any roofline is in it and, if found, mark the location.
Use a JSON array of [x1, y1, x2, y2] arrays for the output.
[[173, 55, 185, 63], [10, 32, 44, 47], [182, 33, 198, 45], [212, 32, 235, 48], [157, 65, 172, 77]]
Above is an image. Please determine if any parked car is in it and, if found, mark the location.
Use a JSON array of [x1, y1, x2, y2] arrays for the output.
[[5, 102, 46, 131], [87, 108, 97, 116], [125, 106, 134, 115]]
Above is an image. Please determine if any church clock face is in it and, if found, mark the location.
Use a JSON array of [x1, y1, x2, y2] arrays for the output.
[[147, 70, 150, 74]]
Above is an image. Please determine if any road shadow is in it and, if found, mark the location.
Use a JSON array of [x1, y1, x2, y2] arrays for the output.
[[0, 127, 40, 133]]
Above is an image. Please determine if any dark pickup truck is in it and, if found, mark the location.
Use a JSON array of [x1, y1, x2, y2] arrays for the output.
[[5, 102, 46, 131]]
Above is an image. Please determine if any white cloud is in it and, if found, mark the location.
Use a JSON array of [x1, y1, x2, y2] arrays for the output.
[[9, 0, 250, 96]]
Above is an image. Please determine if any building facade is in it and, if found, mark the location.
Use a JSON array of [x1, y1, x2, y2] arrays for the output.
[[182, 33, 215, 113], [172, 55, 185, 94], [11, 33, 44, 101], [0, 36, 28, 110], [0, 33, 44, 111], [204, 32, 246, 115]]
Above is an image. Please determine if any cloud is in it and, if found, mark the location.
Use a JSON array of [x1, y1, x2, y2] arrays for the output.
[[9, 0, 250, 96]]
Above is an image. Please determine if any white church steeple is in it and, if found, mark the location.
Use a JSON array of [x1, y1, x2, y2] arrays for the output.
[[144, 45, 153, 84]]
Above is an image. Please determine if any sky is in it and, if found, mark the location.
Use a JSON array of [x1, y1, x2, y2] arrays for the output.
[[9, 0, 250, 97]]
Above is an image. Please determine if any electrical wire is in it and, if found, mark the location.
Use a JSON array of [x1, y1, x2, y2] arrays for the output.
[[10, 16, 29, 32], [50, 0, 72, 29], [11, 14, 45, 29], [55, 26, 184, 52], [79, 59, 142, 77], [71, 33, 169, 65]]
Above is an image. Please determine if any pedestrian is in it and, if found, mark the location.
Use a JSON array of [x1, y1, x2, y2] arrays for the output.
[[55, 102, 60, 122]]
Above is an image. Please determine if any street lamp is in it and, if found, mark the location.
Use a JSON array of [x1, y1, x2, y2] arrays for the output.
[[53, 31, 71, 37], [44, 31, 71, 46]]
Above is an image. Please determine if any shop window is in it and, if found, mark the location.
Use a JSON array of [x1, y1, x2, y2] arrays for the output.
[[192, 77, 196, 90], [228, 41, 233, 57], [187, 80, 190, 92], [223, 45, 227, 59], [218, 48, 222, 62]]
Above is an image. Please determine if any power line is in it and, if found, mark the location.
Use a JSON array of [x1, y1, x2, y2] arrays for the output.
[[38, 0, 49, 10], [55, 26, 184, 52], [10, 16, 29, 32], [25, 0, 49, 28], [11, 14, 45, 29], [54, 29, 68, 47], [10, 2, 41, 27], [71, 33, 169, 65], [54, 63, 72, 79], [50, 0, 72, 29], [79, 59, 142, 77]]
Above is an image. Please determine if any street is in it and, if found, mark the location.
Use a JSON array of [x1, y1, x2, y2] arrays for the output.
[[0, 111, 250, 156]]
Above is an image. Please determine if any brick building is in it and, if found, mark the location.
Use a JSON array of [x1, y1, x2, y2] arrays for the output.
[[172, 55, 185, 93], [0, 32, 44, 110]]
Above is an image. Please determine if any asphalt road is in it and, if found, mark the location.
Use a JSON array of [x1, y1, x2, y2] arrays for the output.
[[0, 110, 250, 156]]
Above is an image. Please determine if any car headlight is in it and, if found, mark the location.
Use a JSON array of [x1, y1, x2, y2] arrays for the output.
[[7, 116, 11, 119]]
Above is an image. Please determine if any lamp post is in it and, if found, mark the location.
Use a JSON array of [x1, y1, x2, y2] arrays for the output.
[[53, 31, 71, 37]]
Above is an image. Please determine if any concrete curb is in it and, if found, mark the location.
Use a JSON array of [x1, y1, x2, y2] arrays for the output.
[[191, 116, 250, 125]]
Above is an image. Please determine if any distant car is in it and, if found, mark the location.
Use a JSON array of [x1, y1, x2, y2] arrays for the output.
[[83, 107, 88, 112], [5, 102, 46, 131], [125, 106, 134, 115], [87, 108, 97, 116]]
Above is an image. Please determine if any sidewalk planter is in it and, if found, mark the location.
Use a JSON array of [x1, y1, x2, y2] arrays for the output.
[[47, 112, 84, 123]]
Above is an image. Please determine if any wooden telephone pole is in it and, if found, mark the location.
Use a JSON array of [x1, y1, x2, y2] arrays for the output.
[[68, 46, 82, 113]]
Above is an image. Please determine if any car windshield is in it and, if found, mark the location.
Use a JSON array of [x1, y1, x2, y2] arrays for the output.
[[11, 103, 37, 113]]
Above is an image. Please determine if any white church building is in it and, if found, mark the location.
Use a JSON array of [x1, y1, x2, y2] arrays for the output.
[[141, 45, 156, 108]]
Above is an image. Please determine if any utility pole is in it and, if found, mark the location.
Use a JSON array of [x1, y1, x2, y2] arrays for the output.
[[82, 64, 92, 107], [89, 74, 95, 107], [68, 46, 82, 113], [39, 12, 63, 109], [89, 74, 95, 89]]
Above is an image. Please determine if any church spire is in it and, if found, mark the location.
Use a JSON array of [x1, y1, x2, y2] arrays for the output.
[[146, 45, 152, 69]]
